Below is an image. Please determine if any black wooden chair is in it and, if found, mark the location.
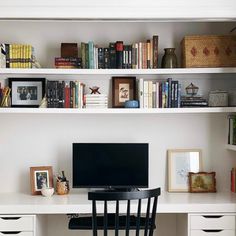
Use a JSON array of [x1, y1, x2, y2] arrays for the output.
[[69, 188, 161, 236]]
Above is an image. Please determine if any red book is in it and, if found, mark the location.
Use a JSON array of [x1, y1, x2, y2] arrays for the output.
[[64, 83, 70, 108]]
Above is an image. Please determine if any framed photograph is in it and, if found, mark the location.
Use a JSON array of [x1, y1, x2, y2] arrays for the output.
[[8, 78, 45, 107], [189, 172, 216, 193], [168, 149, 202, 192], [112, 77, 136, 108], [30, 166, 53, 195]]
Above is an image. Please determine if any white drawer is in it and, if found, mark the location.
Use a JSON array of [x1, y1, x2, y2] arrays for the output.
[[191, 230, 235, 236], [190, 215, 235, 230], [0, 216, 34, 231], [0, 232, 33, 236]]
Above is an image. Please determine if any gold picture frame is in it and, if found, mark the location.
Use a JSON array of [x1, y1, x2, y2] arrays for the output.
[[167, 149, 202, 192], [30, 166, 53, 195], [189, 172, 216, 193]]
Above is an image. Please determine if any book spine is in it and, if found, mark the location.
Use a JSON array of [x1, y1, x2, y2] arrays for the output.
[[0, 44, 6, 68], [177, 83, 181, 108], [85, 43, 89, 69], [150, 39, 153, 69], [156, 82, 159, 108], [104, 48, 110, 69], [159, 82, 162, 108], [109, 42, 116, 69], [148, 81, 153, 108], [138, 42, 142, 69], [143, 80, 149, 109], [147, 40, 151, 69], [98, 48, 104, 69], [152, 82, 156, 108], [116, 41, 123, 69], [88, 41, 94, 69], [153, 35, 159, 68], [139, 78, 144, 108], [5, 44, 10, 68], [128, 45, 132, 69], [167, 78, 172, 108], [65, 82, 70, 108]]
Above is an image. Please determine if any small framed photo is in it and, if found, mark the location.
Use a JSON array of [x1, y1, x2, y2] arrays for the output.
[[189, 172, 216, 193], [168, 149, 202, 192], [112, 77, 136, 108], [8, 78, 45, 107], [30, 166, 53, 195]]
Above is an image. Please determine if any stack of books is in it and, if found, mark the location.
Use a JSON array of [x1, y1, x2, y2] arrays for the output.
[[55, 58, 82, 69], [47, 80, 85, 108], [0, 43, 34, 68], [228, 116, 236, 145], [181, 96, 208, 107], [80, 35, 159, 69], [85, 94, 108, 109], [138, 78, 181, 108]]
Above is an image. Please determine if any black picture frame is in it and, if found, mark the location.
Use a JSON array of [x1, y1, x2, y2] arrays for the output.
[[8, 78, 46, 107]]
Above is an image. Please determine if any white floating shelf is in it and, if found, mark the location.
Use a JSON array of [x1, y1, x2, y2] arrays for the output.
[[226, 144, 236, 151], [0, 68, 236, 75], [0, 107, 236, 114]]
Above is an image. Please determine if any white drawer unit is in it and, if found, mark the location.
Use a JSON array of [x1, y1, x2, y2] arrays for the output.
[[0, 215, 35, 236], [189, 214, 236, 236]]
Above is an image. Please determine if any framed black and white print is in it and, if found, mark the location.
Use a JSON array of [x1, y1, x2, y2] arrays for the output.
[[8, 78, 45, 107]]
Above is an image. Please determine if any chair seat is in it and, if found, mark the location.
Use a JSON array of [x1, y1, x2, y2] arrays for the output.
[[69, 214, 156, 230]]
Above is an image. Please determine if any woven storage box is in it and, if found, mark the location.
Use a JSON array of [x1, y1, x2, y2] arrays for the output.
[[181, 35, 236, 68]]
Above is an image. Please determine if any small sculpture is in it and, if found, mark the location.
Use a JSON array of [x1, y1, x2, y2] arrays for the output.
[[89, 86, 101, 94], [39, 95, 47, 108]]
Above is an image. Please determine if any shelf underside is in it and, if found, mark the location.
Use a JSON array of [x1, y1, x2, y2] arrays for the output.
[[0, 107, 235, 114], [0, 68, 235, 75]]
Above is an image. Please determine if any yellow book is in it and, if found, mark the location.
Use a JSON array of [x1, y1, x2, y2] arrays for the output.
[[9, 44, 13, 68], [23, 45, 26, 68]]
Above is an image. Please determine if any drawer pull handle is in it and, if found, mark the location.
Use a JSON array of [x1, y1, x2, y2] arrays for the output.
[[203, 230, 223, 233], [0, 218, 21, 220], [202, 215, 223, 218], [0, 232, 21, 234]]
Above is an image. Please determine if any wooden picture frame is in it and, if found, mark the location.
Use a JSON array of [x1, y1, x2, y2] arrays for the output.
[[189, 172, 216, 193], [167, 149, 202, 192], [30, 166, 53, 195], [8, 78, 45, 107], [112, 77, 136, 108]]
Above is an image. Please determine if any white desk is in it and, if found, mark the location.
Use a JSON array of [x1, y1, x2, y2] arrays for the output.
[[0, 192, 235, 214]]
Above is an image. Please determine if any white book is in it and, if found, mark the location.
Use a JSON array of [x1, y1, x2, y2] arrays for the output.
[[139, 78, 144, 108], [85, 94, 107, 97], [143, 80, 149, 109], [148, 81, 153, 108]]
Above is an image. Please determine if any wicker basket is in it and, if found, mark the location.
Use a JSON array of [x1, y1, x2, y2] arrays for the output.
[[181, 35, 236, 68]]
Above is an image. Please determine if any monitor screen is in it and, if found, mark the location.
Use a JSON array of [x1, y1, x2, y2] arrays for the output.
[[72, 143, 149, 188]]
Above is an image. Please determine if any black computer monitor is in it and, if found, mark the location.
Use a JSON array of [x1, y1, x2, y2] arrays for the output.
[[72, 143, 149, 189]]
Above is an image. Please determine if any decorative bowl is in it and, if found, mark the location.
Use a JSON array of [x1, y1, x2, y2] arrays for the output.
[[41, 187, 54, 197]]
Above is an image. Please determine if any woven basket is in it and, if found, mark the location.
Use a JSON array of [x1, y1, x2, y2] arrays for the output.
[[181, 35, 236, 68]]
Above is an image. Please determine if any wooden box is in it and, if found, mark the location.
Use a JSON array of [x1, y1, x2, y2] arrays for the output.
[[181, 35, 236, 68]]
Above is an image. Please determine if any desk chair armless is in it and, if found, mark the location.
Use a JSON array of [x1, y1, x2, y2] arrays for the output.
[[88, 188, 161, 236]]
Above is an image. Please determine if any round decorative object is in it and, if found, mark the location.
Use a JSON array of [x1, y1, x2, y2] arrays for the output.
[[208, 90, 228, 107], [124, 100, 139, 108], [41, 187, 54, 197], [185, 83, 199, 96], [161, 48, 178, 68]]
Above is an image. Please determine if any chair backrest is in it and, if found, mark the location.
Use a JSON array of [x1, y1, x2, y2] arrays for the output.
[[88, 188, 161, 236]]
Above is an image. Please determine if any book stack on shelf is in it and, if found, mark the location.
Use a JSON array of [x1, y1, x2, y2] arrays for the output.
[[80, 35, 159, 69], [138, 78, 181, 108], [180, 96, 208, 107], [228, 116, 236, 145], [0, 43, 35, 68], [85, 94, 108, 109], [55, 43, 82, 69], [47, 80, 85, 108]]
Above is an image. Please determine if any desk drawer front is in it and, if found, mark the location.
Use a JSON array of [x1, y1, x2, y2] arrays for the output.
[[190, 215, 235, 229], [191, 229, 235, 236], [0, 232, 33, 236], [0, 216, 34, 231]]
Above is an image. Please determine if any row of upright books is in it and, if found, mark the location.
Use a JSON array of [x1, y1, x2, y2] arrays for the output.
[[228, 116, 236, 145], [138, 78, 181, 108], [0, 44, 34, 68], [231, 167, 236, 193], [47, 81, 85, 108], [74, 36, 159, 69]]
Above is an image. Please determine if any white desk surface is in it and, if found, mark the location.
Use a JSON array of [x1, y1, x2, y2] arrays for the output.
[[0, 192, 236, 214]]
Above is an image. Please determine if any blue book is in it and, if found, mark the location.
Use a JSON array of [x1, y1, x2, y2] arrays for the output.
[[88, 41, 94, 69]]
